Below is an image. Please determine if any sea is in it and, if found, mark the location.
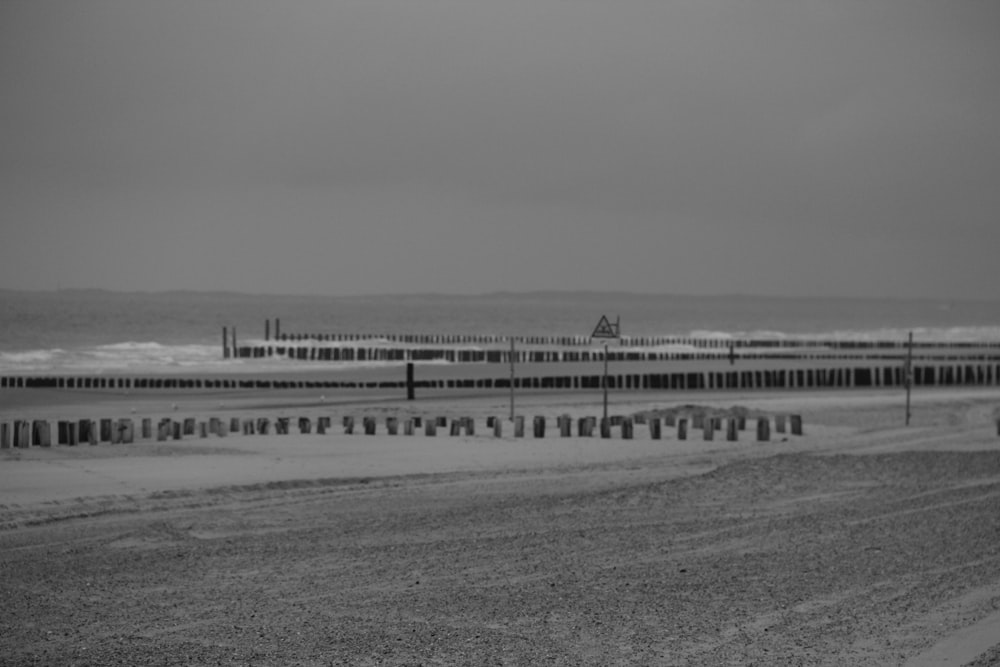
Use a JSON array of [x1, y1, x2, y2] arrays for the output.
[[1, 289, 999, 376]]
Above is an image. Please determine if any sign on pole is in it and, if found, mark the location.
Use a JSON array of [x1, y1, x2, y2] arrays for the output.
[[591, 315, 620, 424], [591, 315, 620, 339]]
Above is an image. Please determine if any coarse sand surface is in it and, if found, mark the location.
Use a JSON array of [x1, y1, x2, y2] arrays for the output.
[[2, 386, 1000, 665]]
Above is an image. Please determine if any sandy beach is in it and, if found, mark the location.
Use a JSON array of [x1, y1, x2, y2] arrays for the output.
[[2, 381, 1000, 665]]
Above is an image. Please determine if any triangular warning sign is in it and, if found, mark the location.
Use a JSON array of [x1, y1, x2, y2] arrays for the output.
[[591, 315, 619, 339]]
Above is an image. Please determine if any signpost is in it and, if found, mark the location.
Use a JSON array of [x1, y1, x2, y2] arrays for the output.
[[591, 315, 621, 423], [904, 331, 913, 425]]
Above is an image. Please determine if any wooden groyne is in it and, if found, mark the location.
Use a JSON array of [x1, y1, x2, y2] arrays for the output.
[[229, 344, 1000, 364], [0, 412, 807, 449], [3, 361, 1000, 393], [259, 326, 1000, 350]]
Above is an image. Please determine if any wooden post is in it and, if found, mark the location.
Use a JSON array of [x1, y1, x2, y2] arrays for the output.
[[343, 416, 355, 434], [492, 417, 502, 438], [756, 418, 770, 442], [232, 326, 238, 358], [100, 418, 113, 442], [726, 418, 738, 442], [560, 415, 571, 437], [514, 416, 525, 438], [0, 422, 9, 449], [299, 417, 311, 434], [68, 422, 79, 446], [386, 417, 398, 435], [600, 417, 611, 439], [142, 418, 152, 439], [364, 417, 376, 435], [650, 418, 661, 440], [230, 417, 240, 433], [703, 419, 715, 441], [775, 415, 786, 433], [424, 419, 437, 436], [404, 419, 415, 436], [121, 419, 134, 444], [223, 326, 229, 359], [622, 418, 633, 440], [677, 418, 688, 440], [790, 415, 803, 436], [533, 416, 546, 438], [265, 319, 270, 342], [199, 422, 208, 438], [406, 362, 415, 401], [275, 318, 281, 340], [183, 418, 196, 435], [33, 420, 51, 447]]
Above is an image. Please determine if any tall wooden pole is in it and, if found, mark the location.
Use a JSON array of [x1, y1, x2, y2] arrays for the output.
[[905, 331, 913, 425], [509, 337, 516, 421]]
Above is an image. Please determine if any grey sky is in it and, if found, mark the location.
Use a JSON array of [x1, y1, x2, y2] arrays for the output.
[[1, 1, 998, 298]]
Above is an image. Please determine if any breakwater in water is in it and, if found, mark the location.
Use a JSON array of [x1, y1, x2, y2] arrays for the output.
[[4, 361, 1000, 393]]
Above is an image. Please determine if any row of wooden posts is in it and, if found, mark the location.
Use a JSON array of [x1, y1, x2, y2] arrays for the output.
[[0, 414, 806, 448], [232, 345, 1000, 364], [257, 322, 1000, 350], [6, 362, 1000, 394]]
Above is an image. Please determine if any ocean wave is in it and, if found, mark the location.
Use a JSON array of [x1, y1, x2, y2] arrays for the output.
[[685, 327, 1000, 343]]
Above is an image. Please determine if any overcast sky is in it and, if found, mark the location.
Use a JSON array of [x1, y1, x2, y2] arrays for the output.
[[1, 1, 998, 298]]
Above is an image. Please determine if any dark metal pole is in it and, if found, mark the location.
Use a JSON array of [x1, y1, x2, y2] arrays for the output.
[[509, 338, 516, 421], [905, 331, 913, 425], [603, 342, 609, 423]]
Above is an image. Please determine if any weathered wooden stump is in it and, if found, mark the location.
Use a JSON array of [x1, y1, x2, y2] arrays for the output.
[[757, 418, 770, 442], [424, 419, 437, 436], [726, 418, 738, 442], [363, 417, 376, 435], [404, 419, 415, 436], [386, 417, 398, 435], [298, 417, 311, 434], [622, 418, 634, 440], [775, 415, 787, 433], [343, 416, 355, 435], [649, 418, 661, 440], [100, 418, 113, 442], [514, 416, 525, 438], [533, 416, 546, 438], [703, 419, 714, 441], [790, 415, 803, 436]]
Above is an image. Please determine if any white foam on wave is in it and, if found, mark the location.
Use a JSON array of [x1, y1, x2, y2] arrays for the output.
[[686, 327, 1000, 343], [0, 339, 457, 375]]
